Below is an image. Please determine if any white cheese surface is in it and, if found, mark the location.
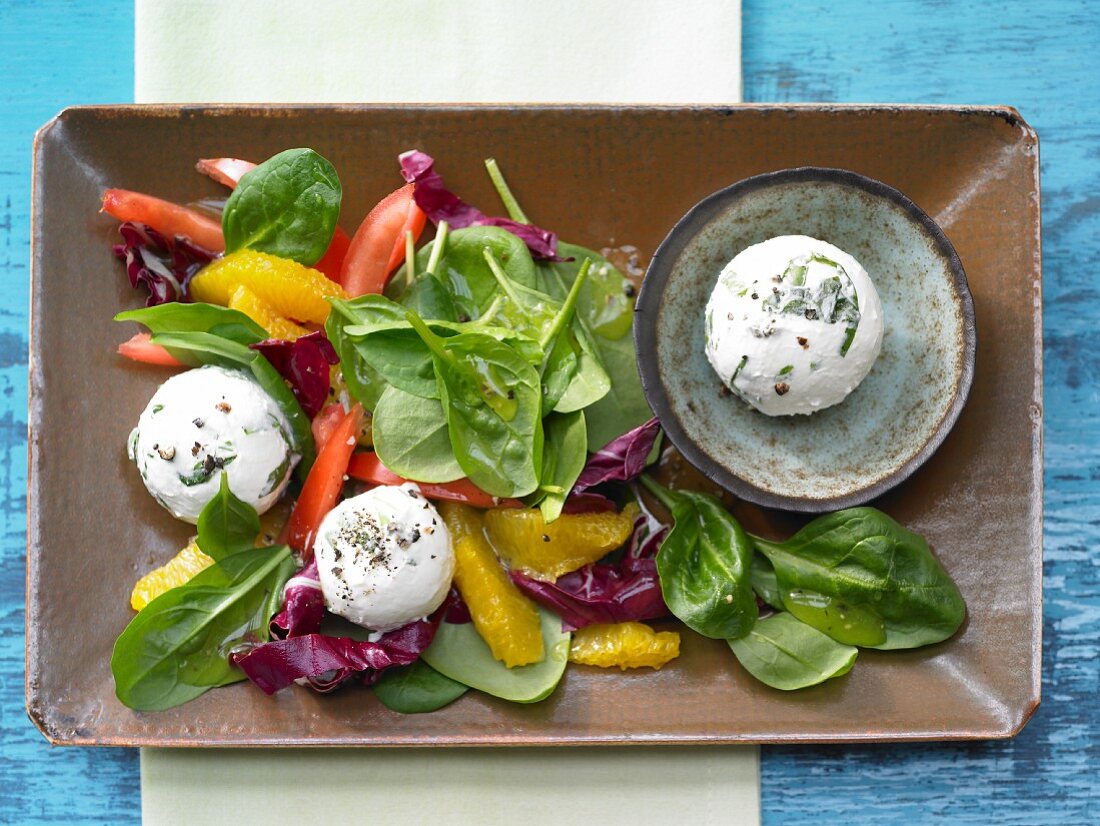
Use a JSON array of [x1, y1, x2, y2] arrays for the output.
[[129, 365, 298, 523], [704, 235, 884, 416], [314, 484, 454, 633]]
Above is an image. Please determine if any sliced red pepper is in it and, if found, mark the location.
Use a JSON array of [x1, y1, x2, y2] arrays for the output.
[[312, 226, 351, 284], [117, 332, 184, 367], [346, 452, 521, 509], [311, 403, 347, 452], [340, 183, 426, 296], [102, 189, 224, 252], [195, 157, 257, 188], [287, 404, 364, 558]]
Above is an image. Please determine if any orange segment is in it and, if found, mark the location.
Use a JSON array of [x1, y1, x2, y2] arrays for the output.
[[568, 622, 680, 670], [483, 504, 637, 581], [130, 539, 214, 611], [228, 284, 311, 340], [440, 502, 544, 668], [190, 249, 346, 324]]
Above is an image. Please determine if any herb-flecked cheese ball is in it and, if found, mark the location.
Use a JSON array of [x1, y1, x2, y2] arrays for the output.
[[704, 235, 885, 416]]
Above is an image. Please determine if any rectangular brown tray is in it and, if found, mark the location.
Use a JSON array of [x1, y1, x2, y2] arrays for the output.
[[27, 104, 1042, 746]]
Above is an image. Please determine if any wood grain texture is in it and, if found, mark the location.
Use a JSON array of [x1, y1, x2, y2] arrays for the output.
[[1, 0, 1097, 822], [0, 1, 139, 824], [744, 0, 1100, 822]]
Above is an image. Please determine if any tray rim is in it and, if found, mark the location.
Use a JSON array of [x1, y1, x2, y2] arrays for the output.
[[25, 103, 1043, 747]]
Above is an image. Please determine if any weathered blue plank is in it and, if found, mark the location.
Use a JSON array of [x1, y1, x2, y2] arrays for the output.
[[0, 1, 139, 824], [744, 0, 1100, 822]]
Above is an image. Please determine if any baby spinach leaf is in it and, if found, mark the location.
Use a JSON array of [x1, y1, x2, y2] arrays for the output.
[[551, 329, 611, 415], [751, 508, 966, 650], [421, 606, 570, 703], [727, 612, 858, 691], [111, 544, 295, 711], [540, 253, 648, 448], [640, 476, 757, 640], [373, 660, 468, 713], [343, 320, 443, 400], [546, 243, 633, 340], [407, 312, 543, 498], [400, 272, 459, 322], [750, 555, 785, 611], [196, 474, 261, 561], [149, 331, 314, 477], [534, 410, 588, 523], [222, 148, 342, 266], [115, 302, 266, 345], [414, 226, 538, 320], [372, 385, 464, 483], [325, 298, 391, 410]]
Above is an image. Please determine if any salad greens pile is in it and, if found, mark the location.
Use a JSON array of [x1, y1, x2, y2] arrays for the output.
[[327, 153, 651, 512]]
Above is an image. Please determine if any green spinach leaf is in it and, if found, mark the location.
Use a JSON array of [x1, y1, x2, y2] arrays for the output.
[[222, 148, 342, 266], [325, 298, 391, 409], [413, 226, 538, 320], [400, 272, 460, 322], [750, 554, 785, 610], [407, 312, 543, 498], [533, 410, 588, 523], [372, 385, 464, 483], [421, 606, 570, 703], [640, 476, 757, 639], [115, 303, 266, 345], [540, 251, 648, 448], [111, 544, 295, 711], [548, 243, 634, 341], [752, 508, 966, 650], [196, 474, 260, 561], [149, 331, 314, 477], [728, 612, 858, 691], [373, 660, 468, 713]]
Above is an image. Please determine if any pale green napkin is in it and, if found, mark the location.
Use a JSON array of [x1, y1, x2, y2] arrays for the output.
[[136, 1, 755, 822]]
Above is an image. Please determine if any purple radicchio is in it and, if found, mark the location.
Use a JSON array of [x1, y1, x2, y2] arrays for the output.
[[571, 417, 662, 495], [250, 331, 339, 418], [398, 150, 566, 262], [113, 221, 218, 306], [234, 616, 442, 694], [510, 505, 670, 632], [234, 569, 469, 694]]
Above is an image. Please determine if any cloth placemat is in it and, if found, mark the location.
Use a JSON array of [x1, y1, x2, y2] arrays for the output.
[[136, 1, 754, 823]]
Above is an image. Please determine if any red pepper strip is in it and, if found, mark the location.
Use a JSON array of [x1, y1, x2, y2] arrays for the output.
[[195, 157, 349, 283], [117, 332, 183, 367], [102, 189, 224, 252], [346, 452, 522, 509], [340, 184, 426, 296], [287, 404, 364, 559], [195, 157, 256, 188], [311, 403, 347, 452], [312, 226, 351, 284]]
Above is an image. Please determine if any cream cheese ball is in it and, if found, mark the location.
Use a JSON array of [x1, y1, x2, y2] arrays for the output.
[[128, 365, 299, 523], [314, 484, 454, 633], [704, 235, 884, 416]]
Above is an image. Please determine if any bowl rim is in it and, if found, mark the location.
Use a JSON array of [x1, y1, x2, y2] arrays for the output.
[[635, 165, 978, 512]]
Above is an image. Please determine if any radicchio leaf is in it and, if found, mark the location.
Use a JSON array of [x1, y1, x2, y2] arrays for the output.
[[269, 561, 325, 639], [510, 508, 670, 632], [113, 221, 218, 306], [235, 613, 441, 694], [572, 417, 661, 494], [398, 150, 565, 262], [250, 331, 339, 418]]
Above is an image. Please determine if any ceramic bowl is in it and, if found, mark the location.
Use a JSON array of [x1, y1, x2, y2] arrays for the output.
[[635, 167, 976, 511]]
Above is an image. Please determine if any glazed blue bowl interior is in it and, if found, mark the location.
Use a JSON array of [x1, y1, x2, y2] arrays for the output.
[[635, 168, 975, 511]]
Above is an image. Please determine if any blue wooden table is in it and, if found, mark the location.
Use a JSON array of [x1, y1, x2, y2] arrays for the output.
[[2, 1, 1096, 822]]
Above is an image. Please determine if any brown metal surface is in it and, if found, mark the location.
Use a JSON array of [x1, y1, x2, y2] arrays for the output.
[[27, 105, 1042, 746]]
